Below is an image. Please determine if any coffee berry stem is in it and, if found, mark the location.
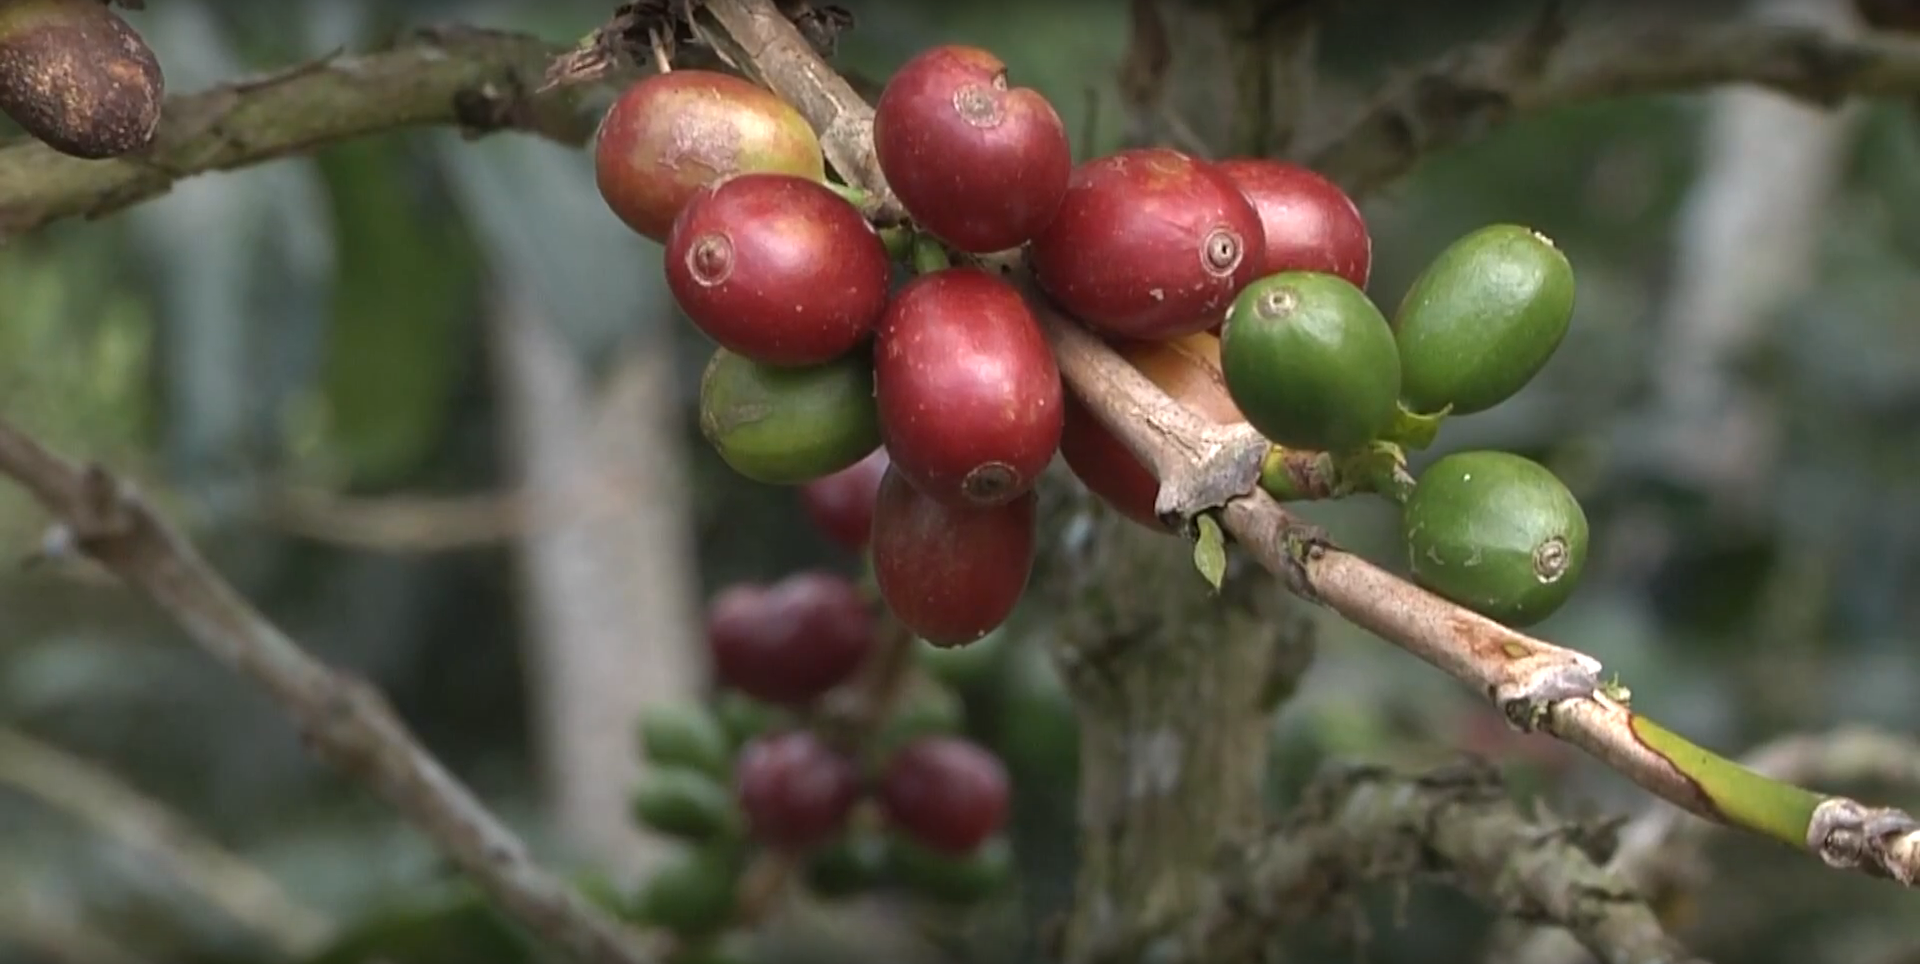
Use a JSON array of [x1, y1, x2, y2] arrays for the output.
[[1258, 441, 1415, 505], [1375, 401, 1450, 451], [909, 232, 952, 274], [877, 225, 915, 263], [823, 178, 871, 210]]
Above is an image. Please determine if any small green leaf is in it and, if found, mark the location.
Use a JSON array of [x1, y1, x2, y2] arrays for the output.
[[1192, 514, 1227, 590], [1379, 401, 1450, 450]]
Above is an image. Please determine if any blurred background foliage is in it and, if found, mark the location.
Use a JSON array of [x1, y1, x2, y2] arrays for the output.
[[2, 0, 1919, 962]]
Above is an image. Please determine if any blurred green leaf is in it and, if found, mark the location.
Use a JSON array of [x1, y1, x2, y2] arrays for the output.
[[314, 138, 481, 486], [288, 884, 532, 964]]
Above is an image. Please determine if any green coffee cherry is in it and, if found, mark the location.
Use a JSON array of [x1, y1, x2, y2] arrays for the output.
[[884, 835, 1012, 905], [630, 768, 740, 842], [996, 642, 1078, 775], [1402, 450, 1588, 627], [915, 629, 1008, 691], [802, 831, 890, 898], [1220, 271, 1402, 453], [1392, 224, 1576, 416], [715, 693, 782, 749], [628, 846, 742, 937], [699, 347, 881, 485], [637, 702, 732, 777], [873, 680, 966, 755]]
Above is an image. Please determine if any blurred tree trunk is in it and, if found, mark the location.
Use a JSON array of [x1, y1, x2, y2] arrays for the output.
[[1641, 0, 1865, 512], [488, 289, 703, 881]]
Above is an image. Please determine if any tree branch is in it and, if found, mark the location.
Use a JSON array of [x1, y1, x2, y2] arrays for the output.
[[1042, 507, 1308, 961], [1195, 759, 1702, 964], [692, 0, 1920, 890], [0, 2, 1908, 959], [1305, 4, 1920, 192], [0, 422, 656, 964], [0, 726, 335, 957], [0, 26, 604, 240], [1503, 726, 1920, 964]]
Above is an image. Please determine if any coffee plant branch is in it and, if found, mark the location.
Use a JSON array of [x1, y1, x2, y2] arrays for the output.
[[1187, 759, 1701, 964], [0, 5, 1913, 239], [0, 25, 604, 241], [0, 726, 335, 957], [0, 421, 659, 964], [1508, 725, 1920, 964], [1306, 4, 1920, 193], [693, 0, 1920, 887], [0, 2, 1907, 958]]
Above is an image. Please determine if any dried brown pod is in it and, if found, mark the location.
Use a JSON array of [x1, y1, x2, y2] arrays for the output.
[[0, 0, 164, 158]]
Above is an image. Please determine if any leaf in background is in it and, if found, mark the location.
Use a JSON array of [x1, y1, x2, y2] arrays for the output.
[[313, 137, 483, 487], [431, 130, 660, 368], [0, 236, 154, 544], [284, 884, 532, 964]]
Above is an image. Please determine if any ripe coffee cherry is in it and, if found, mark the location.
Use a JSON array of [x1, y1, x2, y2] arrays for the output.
[[1031, 148, 1264, 341], [875, 268, 1063, 507], [594, 70, 825, 242], [1220, 272, 1401, 453], [1215, 158, 1372, 289], [799, 448, 891, 551], [707, 571, 876, 706], [877, 736, 1010, 855], [699, 347, 880, 485], [872, 466, 1036, 646], [1058, 332, 1244, 530], [666, 173, 892, 366], [734, 730, 863, 849], [1402, 450, 1588, 628], [873, 44, 1072, 253], [1393, 224, 1576, 416]]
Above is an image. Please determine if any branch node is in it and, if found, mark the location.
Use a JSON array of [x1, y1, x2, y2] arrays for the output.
[[1809, 797, 1920, 884], [1495, 656, 1602, 732], [1276, 515, 1330, 602], [1152, 422, 1270, 530]]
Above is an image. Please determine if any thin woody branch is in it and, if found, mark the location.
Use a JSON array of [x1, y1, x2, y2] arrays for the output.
[[1192, 759, 1701, 964], [0, 26, 604, 241], [1306, 4, 1920, 192], [0, 421, 656, 964], [0, 2, 1908, 961], [691, 0, 1920, 890], [0, 727, 334, 956], [1505, 726, 1920, 964]]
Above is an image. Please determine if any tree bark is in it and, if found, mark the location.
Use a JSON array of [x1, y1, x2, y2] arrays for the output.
[[488, 288, 704, 881], [1046, 506, 1314, 962]]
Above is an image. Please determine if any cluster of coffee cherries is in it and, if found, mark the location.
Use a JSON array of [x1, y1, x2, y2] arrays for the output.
[[618, 470, 1012, 950], [596, 41, 1592, 646]]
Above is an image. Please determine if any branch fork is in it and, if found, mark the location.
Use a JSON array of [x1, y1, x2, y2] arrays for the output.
[[1020, 285, 1269, 531]]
